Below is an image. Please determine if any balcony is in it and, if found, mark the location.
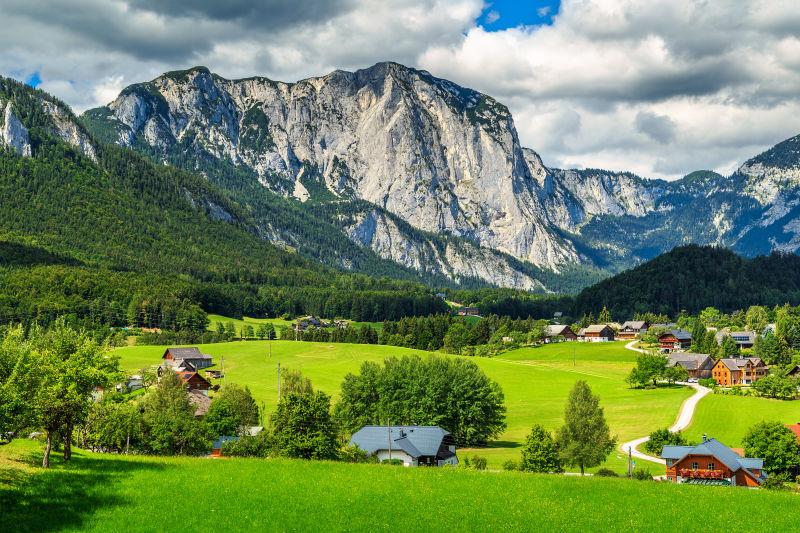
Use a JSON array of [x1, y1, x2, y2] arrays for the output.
[[679, 468, 725, 480]]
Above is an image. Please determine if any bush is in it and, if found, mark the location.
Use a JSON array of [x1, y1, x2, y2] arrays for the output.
[[381, 458, 405, 466], [698, 378, 717, 388], [502, 459, 519, 471], [471, 455, 487, 470], [338, 444, 375, 463], [595, 468, 619, 477], [631, 468, 653, 481], [762, 473, 790, 491], [221, 433, 272, 458]]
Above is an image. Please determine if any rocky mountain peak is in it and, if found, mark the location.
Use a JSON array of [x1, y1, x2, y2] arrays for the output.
[[0, 101, 32, 157]]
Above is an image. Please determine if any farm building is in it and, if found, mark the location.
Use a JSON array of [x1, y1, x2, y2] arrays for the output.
[[349, 426, 458, 467], [658, 329, 692, 352], [545, 325, 577, 342], [712, 357, 768, 386], [211, 427, 264, 457], [176, 371, 212, 393], [617, 321, 649, 340], [666, 353, 715, 380], [787, 365, 800, 378], [162, 347, 213, 370], [188, 389, 211, 416], [582, 325, 615, 342], [662, 435, 766, 487], [457, 307, 480, 317]]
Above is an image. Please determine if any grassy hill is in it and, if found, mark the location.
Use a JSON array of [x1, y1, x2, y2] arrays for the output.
[[114, 340, 691, 472], [2, 439, 798, 532]]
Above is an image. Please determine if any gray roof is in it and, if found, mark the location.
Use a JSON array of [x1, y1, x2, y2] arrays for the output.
[[718, 357, 765, 371], [661, 329, 692, 341], [584, 324, 612, 334], [667, 353, 713, 371], [662, 438, 764, 478], [621, 321, 647, 330], [163, 347, 211, 360], [546, 325, 571, 336], [349, 426, 453, 458]]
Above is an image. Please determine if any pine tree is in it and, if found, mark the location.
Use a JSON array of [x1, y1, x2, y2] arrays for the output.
[[557, 381, 616, 475]]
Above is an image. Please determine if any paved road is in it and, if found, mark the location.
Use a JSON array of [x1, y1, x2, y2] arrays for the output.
[[619, 341, 712, 465]]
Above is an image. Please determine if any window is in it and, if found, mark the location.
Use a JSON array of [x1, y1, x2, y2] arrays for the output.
[[691, 462, 699, 470], [708, 462, 715, 470]]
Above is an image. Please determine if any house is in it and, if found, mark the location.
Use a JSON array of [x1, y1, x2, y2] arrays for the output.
[[457, 307, 480, 317], [666, 353, 715, 379], [617, 321, 649, 340], [662, 435, 766, 487], [787, 365, 800, 378], [211, 436, 240, 457], [607, 322, 623, 332], [205, 369, 223, 379], [162, 347, 213, 370], [717, 330, 757, 349], [659, 329, 692, 352], [582, 324, 615, 342], [177, 371, 212, 393], [349, 426, 458, 467], [712, 357, 768, 386], [786, 423, 800, 444], [188, 389, 211, 416], [545, 324, 577, 342]]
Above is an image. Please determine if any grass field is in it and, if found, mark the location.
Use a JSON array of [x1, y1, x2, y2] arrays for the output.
[[113, 341, 690, 472], [2, 439, 798, 532], [684, 394, 800, 446]]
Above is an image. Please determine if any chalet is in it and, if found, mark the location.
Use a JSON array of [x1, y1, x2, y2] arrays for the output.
[[457, 307, 480, 317], [716, 330, 757, 350], [349, 426, 458, 467], [662, 435, 766, 487], [211, 436, 239, 457], [177, 371, 212, 393], [205, 369, 223, 379], [712, 357, 768, 386], [787, 365, 800, 378], [582, 324, 615, 342], [659, 329, 692, 352], [617, 321, 649, 341], [162, 347, 213, 370], [666, 353, 715, 380], [545, 325, 577, 342], [294, 315, 325, 331]]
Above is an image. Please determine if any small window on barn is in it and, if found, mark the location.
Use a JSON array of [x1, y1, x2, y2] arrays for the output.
[[691, 462, 698, 470], [708, 463, 715, 470]]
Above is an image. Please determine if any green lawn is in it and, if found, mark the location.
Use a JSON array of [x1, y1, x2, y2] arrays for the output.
[[683, 394, 800, 446], [2, 439, 798, 532], [113, 340, 690, 473]]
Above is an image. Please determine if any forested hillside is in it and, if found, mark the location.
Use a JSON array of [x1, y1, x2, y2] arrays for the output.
[[0, 76, 446, 329], [574, 245, 800, 318]]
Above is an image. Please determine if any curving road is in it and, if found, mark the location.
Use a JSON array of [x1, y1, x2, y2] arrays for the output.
[[619, 341, 712, 465]]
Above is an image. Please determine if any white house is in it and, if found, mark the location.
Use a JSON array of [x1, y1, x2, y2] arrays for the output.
[[349, 426, 458, 467]]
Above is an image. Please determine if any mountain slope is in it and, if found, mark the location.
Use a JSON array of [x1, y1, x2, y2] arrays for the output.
[[0, 75, 446, 325], [574, 245, 800, 318]]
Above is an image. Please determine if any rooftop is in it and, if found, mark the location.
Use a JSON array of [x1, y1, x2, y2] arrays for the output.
[[349, 426, 454, 458]]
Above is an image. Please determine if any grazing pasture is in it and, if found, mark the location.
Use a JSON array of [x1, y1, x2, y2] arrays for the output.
[[1, 440, 798, 533]]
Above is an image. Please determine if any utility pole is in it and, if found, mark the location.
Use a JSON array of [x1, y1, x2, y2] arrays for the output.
[[277, 362, 281, 401], [573, 344, 576, 367], [221, 356, 225, 383]]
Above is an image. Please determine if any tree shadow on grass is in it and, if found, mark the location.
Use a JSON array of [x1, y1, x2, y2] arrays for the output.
[[0, 448, 170, 532]]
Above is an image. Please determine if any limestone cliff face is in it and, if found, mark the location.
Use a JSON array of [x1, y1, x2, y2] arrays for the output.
[[0, 101, 31, 157], [84, 63, 800, 287]]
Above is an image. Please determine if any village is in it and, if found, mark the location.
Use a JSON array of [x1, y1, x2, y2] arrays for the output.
[[106, 309, 800, 489]]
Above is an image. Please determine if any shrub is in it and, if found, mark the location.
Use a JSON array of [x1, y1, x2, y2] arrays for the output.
[[698, 378, 717, 388], [595, 468, 619, 477], [222, 433, 272, 458], [381, 458, 405, 466], [631, 468, 653, 481], [762, 473, 790, 491], [471, 456, 487, 470], [502, 459, 519, 471], [519, 424, 563, 473]]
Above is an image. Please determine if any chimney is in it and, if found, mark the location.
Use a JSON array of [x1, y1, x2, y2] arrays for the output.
[[702, 434, 707, 442]]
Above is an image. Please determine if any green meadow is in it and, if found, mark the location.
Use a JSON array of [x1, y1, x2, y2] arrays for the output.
[[114, 341, 689, 472], [2, 439, 798, 533]]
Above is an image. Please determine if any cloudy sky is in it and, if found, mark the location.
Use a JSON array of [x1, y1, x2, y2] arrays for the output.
[[2, 0, 799, 179]]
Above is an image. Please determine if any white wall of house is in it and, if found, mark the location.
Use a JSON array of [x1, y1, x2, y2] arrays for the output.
[[375, 449, 416, 466]]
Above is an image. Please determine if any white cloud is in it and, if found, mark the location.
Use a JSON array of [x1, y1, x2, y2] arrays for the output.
[[0, 0, 799, 180]]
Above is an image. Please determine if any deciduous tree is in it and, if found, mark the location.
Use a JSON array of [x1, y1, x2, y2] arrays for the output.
[[557, 381, 616, 475]]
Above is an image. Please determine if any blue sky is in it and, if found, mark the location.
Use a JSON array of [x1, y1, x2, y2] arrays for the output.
[[477, 0, 559, 30]]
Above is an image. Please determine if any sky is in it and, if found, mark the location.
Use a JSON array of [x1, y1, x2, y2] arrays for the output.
[[1, 0, 799, 180]]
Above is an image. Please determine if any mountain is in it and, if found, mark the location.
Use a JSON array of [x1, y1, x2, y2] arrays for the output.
[[80, 62, 800, 290], [0, 75, 447, 327], [574, 245, 800, 318]]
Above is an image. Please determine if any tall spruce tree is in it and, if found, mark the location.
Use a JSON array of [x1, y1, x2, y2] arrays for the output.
[[557, 380, 616, 475]]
